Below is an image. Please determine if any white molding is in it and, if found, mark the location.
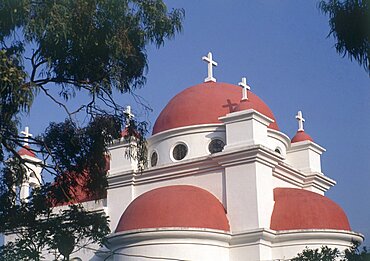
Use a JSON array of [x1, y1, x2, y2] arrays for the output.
[[108, 145, 282, 189], [273, 229, 363, 244], [267, 129, 291, 150], [219, 109, 274, 126], [148, 124, 225, 145], [288, 140, 326, 154], [273, 162, 336, 192], [106, 228, 231, 248], [106, 227, 363, 250]]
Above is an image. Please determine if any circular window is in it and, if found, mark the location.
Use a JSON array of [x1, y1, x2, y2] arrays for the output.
[[275, 148, 281, 154], [208, 139, 225, 153], [172, 143, 188, 161], [150, 151, 158, 167]]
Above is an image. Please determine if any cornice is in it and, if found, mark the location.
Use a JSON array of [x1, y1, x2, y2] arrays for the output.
[[148, 124, 225, 145], [288, 140, 326, 154], [106, 228, 231, 249], [108, 145, 282, 188], [273, 162, 336, 192]]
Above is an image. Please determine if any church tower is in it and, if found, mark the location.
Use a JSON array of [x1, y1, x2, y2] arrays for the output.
[[17, 127, 42, 201], [102, 52, 362, 261]]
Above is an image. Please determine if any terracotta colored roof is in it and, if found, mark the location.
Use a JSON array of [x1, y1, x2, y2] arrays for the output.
[[152, 82, 279, 134], [18, 145, 36, 157], [115, 185, 230, 232], [51, 156, 110, 206], [51, 170, 107, 206], [233, 97, 278, 130], [270, 188, 351, 231], [120, 127, 140, 139], [291, 130, 314, 143]]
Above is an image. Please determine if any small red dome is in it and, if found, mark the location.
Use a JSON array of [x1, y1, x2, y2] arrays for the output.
[[18, 145, 36, 157], [116, 185, 230, 232], [270, 188, 351, 231], [291, 130, 313, 143], [152, 82, 279, 134]]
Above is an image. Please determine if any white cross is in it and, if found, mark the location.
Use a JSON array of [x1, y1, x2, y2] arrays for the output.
[[20, 126, 33, 146], [295, 111, 305, 131], [202, 52, 218, 82], [124, 105, 135, 125], [238, 77, 251, 100]]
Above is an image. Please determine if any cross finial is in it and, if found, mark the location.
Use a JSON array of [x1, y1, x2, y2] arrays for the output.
[[124, 105, 135, 125], [20, 126, 33, 146], [238, 77, 251, 100], [295, 111, 305, 131], [202, 52, 218, 82]]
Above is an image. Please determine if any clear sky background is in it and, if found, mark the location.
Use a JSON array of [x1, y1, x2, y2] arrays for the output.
[[23, 1, 370, 242]]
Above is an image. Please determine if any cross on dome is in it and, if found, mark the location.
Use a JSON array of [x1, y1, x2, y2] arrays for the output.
[[295, 111, 305, 131], [20, 126, 33, 146], [238, 77, 251, 100], [202, 52, 218, 82], [124, 105, 135, 125]]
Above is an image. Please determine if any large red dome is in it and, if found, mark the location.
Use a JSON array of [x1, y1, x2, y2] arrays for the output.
[[270, 188, 351, 231], [152, 82, 279, 134], [115, 185, 230, 232]]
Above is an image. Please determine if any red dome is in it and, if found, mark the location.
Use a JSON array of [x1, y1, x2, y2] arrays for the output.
[[18, 145, 36, 157], [234, 98, 279, 130], [152, 82, 279, 134], [116, 185, 230, 232], [270, 188, 351, 231], [291, 130, 313, 143]]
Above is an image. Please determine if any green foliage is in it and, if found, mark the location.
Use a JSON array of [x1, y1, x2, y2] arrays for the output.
[[0, 194, 110, 261], [344, 242, 370, 261], [0, 48, 31, 162], [0, 0, 184, 92], [319, 0, 370, 75], [292, 243, 370, 261], [41, 116, 122, 203], [291, 246, 340, 261], [0, 0, 184, 259]]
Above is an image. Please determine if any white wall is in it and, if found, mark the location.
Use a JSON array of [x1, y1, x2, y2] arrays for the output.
[[107, 229, 230, 261]]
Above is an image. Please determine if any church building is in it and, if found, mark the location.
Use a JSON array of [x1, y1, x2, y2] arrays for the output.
[[15, 52, 363, 260]]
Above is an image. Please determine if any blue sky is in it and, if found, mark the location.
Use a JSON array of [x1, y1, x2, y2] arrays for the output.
[[23, 1, 370, 241]]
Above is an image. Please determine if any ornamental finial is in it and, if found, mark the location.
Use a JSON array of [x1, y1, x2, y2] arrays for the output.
[[202, 52, 218, 82], [238, 77, 251, 100], [295, 111, 305, 131], [20, 126, 33, 146], [124, 105, 135, 126]]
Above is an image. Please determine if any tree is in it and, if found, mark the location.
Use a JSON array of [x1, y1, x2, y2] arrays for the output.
[[291, 246, 340, 261], [291, 243, 370, 261], [319, 0, 370, 75], [0, 0, 184, 260]]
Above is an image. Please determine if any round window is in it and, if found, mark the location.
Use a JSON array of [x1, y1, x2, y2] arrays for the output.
[[150, 151, 158, 167], [208, 139, 225, 153], [275, 148, 281, 154], [172, 143, 188, 161]]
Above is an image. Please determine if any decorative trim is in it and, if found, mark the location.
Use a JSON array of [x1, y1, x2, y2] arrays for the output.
[[106, 228, 231, 249], [288, 140, 326, 154], [108, 145, 281, 188], [219, 109, 273, 126], [148, 124, 225, 145], [268, 128, 291, 149]]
